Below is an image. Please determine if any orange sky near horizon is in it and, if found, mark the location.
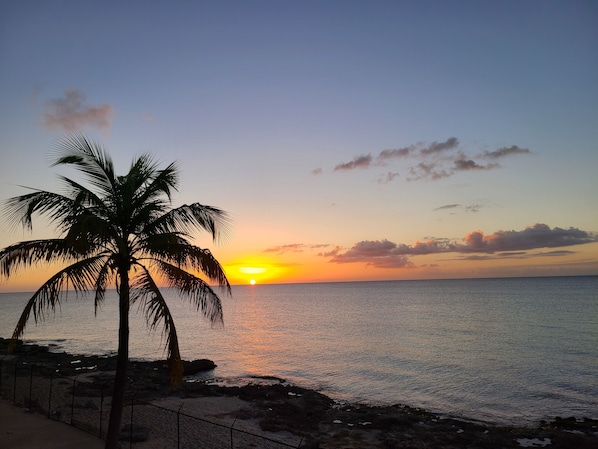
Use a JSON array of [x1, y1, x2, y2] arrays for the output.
[[2, 241, 596, 294]]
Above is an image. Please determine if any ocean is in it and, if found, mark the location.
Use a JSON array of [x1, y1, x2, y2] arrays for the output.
[[1, 276, 596, 426]]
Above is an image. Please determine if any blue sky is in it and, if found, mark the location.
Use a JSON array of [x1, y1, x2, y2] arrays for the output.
[[1, 1, 597, 289]]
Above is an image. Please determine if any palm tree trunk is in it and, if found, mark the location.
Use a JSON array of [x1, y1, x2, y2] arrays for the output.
[[105, 272, 130, 449]]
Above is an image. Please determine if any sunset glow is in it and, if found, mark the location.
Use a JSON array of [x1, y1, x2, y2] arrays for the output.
[[239, 267, 267, 275], [221, 258, 292, 286]]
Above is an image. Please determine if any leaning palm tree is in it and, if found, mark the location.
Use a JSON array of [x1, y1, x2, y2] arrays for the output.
[[0, 135, 232, 449]]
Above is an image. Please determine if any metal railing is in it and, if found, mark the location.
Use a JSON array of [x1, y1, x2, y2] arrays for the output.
[[0, 356, 304, 449]]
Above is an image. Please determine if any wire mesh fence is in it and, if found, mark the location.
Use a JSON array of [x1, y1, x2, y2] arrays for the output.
[[0, 355, 304, 449]]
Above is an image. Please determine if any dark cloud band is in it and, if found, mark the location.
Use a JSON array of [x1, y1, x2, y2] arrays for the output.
[[325, 224, 596, 268]]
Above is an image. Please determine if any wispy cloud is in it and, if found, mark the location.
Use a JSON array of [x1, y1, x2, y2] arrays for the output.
[[44, 88, 114, 133], [318, 137, 531, 181], [408, 162, 451, 181], [434, 204, 460, 211], [453, 156, 499, 171], [264, 243, 332, 255], [333, 154, 373, 171], [324, 224, 596, 268], [434, 203, 485, 213], [377, 172, 399, 184], [483, 145, 531, 159], [419, 137, 459, 155], [377, 146, 414, 161], [458, 249, 577, 261]]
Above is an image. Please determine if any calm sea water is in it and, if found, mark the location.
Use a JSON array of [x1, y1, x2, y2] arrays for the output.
[[1, 276, 596, 425]]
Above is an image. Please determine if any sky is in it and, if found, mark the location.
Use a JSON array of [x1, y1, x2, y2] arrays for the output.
[[1, 1, 597, 291]]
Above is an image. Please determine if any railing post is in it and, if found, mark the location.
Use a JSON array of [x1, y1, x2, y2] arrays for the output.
[[99, 387, 104, 437], [28, 365, 34, 410], [13, 360, 18, 403], [230, 418, 237, 449], [71, 378, 75, 424], [177, 403, 184, 449], [71, 374, 80, 425], [47, 373, 53, 418], [130, 394, 134, 449]]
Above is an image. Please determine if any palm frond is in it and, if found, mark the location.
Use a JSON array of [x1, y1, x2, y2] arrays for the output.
[[93, 257, 115, 316], [0, 239, 78, 279], [145, 240, 231, 294], [51, 134, 117, 195], [3, 190, 79, 232], [126, 161, 179, 233], [57, 174, 111, 214], [144, 161, 179, 203], [153, 259, 224, 325], [10, 255, 108, 343], [147, 203, 233, 244], [62, 210, 113, 255], [131, 265, 183, 385]]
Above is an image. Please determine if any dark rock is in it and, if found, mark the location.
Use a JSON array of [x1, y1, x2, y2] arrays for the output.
[[551, 416, 577, 429], [183, 359, 216, 375]]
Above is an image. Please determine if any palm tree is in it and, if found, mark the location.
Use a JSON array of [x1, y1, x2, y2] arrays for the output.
[[0, 135, 232, 449]]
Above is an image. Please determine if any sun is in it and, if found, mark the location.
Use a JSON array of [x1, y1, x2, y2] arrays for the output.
[[225, 258, 289, 285]]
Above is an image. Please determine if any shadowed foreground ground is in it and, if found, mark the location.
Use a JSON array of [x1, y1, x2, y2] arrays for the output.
[[1, 339, 596, 449], [0, 399, 104, 449]]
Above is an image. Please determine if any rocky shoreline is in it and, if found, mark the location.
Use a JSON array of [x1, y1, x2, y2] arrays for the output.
[[1, 338, 596, 448]]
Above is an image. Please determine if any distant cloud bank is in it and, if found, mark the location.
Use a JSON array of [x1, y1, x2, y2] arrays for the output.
[[322, 223, 596, 269], [314, 137, 531, 182], [44, 88, 114, 133], [260, 223, 596, 270]]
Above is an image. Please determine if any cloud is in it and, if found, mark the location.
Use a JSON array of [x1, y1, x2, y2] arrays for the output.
[[318, 246, 342, 257], [377, 146, 413, 161], [420, 137, 459, 155], [434, 204, 460, 211], [312, 168, 323, 175], [325, 224, 597, 268], [454, 157, 499, 171], [328, 240, 415, 268], [333, 154, 373, 171], [407, 162, 451, 181], [464, 204, 483, 213], [377, 172, 399, 184], [539, 250, 576, 257], [44, 88, 114, 133], [483, 145, 531, 159], [322, 137, 531, 181], [434, 203, 485, 213], [264, 243, 331, 254], [458, 223, 595, 253], [457, 249, 577, 261], [264, 244, 308, 254]]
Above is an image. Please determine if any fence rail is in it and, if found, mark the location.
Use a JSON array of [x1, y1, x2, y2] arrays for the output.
[[0, 356, 303, 449]]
